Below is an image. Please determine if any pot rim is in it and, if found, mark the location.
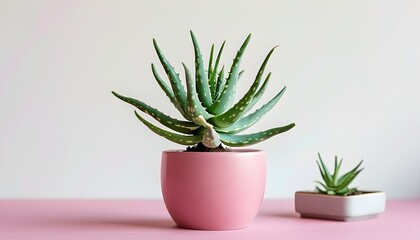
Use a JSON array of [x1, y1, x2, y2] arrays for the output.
[[295, 190, 385, 198], [163, 149, 264, 154]]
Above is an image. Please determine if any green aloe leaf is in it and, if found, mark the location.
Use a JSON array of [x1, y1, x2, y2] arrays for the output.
[[315, 181, 335, 191], [210, 41, 226, 100], [317, 153, 334, 186], [134, 111, 202, 145], [208, 44, 215, 80], [183, 63, 212, 121], [215, 85, 286, 133], [214, 66, 225, 100], [153, 39, 187, 111], [337, 160, 364, 185], [315, 186, 327, 194], [219, 123, 295, 147], [336, 168, 364, 190], [335, 187, 350, 195], [208, 44, 217, 100], [112, 91, 199, 134], [190, 31, 212, 108], [314, 155, 364, 196], [238, 70, 245, 81], [316, 160, 332, 188], [242, 73, 270, 115], [209, 47, 277, 128], [151, 63, 190, 120], [207, 34, 251, 115], [332, 156, 343, 185], [216, 72, 270, 131]]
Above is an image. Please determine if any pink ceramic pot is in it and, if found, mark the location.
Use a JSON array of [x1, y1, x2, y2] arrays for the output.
[[161, 150, 266, 230]]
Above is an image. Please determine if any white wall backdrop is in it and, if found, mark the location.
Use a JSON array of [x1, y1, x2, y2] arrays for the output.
[[1, 0, 419, 199]]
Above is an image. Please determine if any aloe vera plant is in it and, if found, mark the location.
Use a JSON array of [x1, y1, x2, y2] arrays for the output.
[[315, 153, 364, 196], [112, 31, 295, 149]]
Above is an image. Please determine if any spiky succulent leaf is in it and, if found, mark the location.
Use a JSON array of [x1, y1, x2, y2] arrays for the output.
[[336, 168, 364, 190], [209, 47, 277, 128], [337, 160, 363, 185], [183, 63, 212, 122], [316, 161, 330, 187], [214, 66, 226, 100], [208, 44, 216, 99], [317, 153, 334, 186], [217, 73, 271, 133], [315, 155, 364, 196], [332, 156, 343, 185], [112, 92, 199, 134], [214, 70, 243, 102], [210, 41, 226, 100], [114, 32, 295, 149], [190, 31, 212, 108], [314, 181, 335, 192], [150, 63, 174, 98], [238, 70, 245, 81], [207, 34, 251, 115], [216, 85, 285, 133], [134, 111, 202, 145], [335, 187, 351, 195], [151, 64, 191, 120], [208, 44, 215, 80], [219, 123, 295, 147], [242, 73, 270, 114], [210, 73, 271, 129], [316, 186, 327, 194], [152, 39, 187, 111]]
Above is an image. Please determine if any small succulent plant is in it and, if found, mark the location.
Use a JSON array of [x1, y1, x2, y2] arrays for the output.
[[112, 31, 295, 149], [315, 153, 364, 196]]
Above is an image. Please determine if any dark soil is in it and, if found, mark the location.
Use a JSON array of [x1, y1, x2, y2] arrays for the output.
[[185, 142, 230, 152]]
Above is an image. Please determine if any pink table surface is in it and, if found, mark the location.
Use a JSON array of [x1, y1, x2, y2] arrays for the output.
[[0, 199, 419, 240]]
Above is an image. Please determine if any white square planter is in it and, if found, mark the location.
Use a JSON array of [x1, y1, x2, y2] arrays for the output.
[[295, 191, 386, 221]]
